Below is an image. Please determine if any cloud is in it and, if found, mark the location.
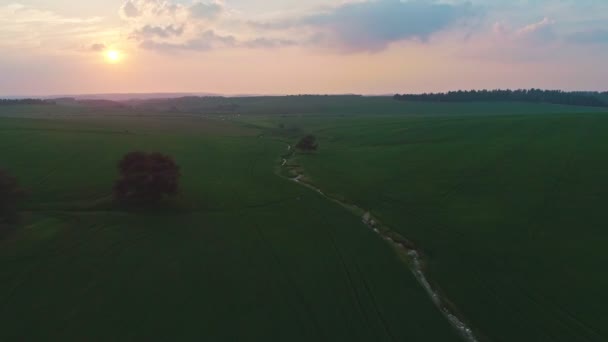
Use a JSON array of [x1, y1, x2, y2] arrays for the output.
[[139, 30, 296, 52], [120, 0, 298, 53], [119, 0, 607, 56], [120, 1, 140, 18], [242, 38, 296, 49], [1, 3, 102, 25], [132, 25, 184, 39], [491, 17, 556, 44], [189, 1, 224, 20], [119, 0, 222, 22], [139, 30, 236, 51], [254, 0, 478, 52], [456, 16, 571, 64], [0, 3, 109, 50], [90, 43, 107, 51], [120, 0, 233, 52], [515, 17, 555, 41], [122, 0, 480, 53]]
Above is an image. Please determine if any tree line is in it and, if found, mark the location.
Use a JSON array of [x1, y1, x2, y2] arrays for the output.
[[0, 99, 56, 106], [394, 89, 608, 107]]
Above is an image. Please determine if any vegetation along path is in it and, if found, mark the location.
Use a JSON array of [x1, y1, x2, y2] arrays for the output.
[[278, 143, 479, 342]]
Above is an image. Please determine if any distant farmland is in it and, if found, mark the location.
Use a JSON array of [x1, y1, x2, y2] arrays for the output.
[[1, 97, 607, 341]]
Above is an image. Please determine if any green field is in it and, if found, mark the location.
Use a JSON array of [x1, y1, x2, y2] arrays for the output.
[[0, 111, 457, 341], [271, 112, 608, 341], [1, 99, 607, 341]]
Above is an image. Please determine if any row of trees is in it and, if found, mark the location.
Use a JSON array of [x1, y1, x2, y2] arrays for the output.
[[0, 99, 56, 106], [394, 89, 608, 107]]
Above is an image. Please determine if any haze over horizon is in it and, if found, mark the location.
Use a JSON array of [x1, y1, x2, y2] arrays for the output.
[[2, 0, 608, 96]]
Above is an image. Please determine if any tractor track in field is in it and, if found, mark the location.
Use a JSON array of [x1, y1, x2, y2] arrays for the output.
[[251, 221, 326, 341], [278, 143, 480, 342]]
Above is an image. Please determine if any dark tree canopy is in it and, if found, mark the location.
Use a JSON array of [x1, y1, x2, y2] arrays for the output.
[[296, 135, 318, 151], [114, 152, 180, 204], [0, 99, 55, 106], [394, 89, 608, 108], [0, 169, 24, 223]]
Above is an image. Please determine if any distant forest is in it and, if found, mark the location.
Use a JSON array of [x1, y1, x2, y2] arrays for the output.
[[0, 99, 56, 106], [394, 89, 608, 107]]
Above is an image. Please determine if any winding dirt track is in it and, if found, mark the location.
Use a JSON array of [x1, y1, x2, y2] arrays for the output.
[[280, 144, 479, 342]]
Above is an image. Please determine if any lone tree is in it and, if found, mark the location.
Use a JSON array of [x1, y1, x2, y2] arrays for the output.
[[296, 135, 318, 152], [0, 169, 24, 224], [114, 152, 180, 204]]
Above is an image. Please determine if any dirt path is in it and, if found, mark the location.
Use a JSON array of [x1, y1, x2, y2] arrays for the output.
[[280, 144, 479, 342]]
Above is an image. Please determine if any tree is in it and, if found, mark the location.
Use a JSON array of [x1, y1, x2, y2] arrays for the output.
[[0, 169, 24, 224], [296, 135, 318, 152], [114, 152, 180, 204], [393, 89, 608, 108]]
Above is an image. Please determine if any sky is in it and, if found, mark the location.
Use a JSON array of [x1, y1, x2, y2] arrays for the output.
[[1, 0, 608, 96]]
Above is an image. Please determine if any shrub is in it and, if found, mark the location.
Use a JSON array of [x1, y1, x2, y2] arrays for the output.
[[114, 152, 180, 204], [296, 135, 318, 152]]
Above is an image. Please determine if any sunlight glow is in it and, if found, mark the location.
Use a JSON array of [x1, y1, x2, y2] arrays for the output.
[[105, 50, 121, 63]]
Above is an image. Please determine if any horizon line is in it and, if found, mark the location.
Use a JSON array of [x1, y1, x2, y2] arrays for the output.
[[2, 88, 607, 100]]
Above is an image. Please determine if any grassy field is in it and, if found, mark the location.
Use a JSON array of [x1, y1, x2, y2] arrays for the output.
[[128, 95, 607, 116], [0, 112, 458, 341], [275, 111, 608, 342], [1, 99, 607, 341]]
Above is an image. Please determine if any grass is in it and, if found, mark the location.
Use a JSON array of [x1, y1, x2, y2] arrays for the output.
[[130, 95, 608, 116], [0, 113, 458, 341], [2, 98, 608, 341], [277, 111, 608, 342]]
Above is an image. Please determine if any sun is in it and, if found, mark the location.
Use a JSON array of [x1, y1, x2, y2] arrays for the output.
[[105, 50, 121, 63]]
